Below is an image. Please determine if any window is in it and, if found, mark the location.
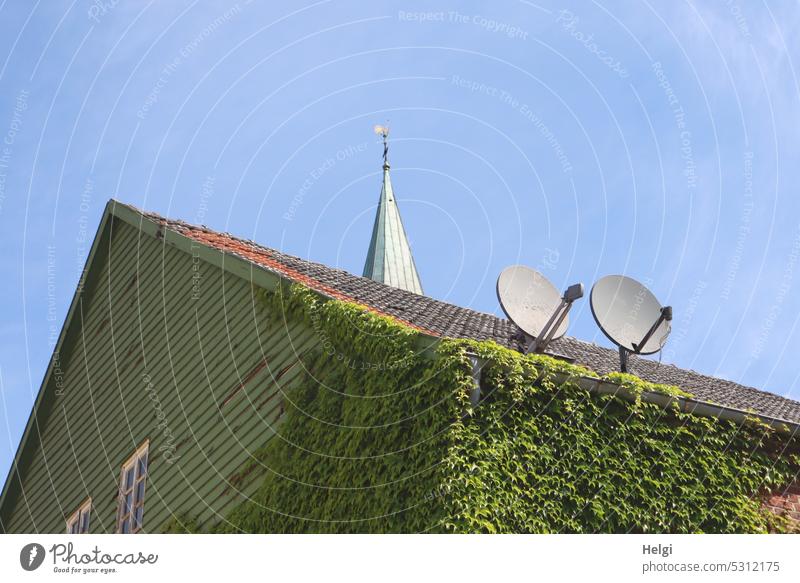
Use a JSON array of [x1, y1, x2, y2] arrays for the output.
[[116, 441, 149, 533], [66, 498, 92, 533]]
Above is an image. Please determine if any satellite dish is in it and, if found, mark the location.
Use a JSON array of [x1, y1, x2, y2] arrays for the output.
[[590, 275, 673, 371], [497, 265, 583, 354]]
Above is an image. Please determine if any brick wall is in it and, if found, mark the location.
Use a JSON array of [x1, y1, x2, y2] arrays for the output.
[[764, 480, 800, 527]]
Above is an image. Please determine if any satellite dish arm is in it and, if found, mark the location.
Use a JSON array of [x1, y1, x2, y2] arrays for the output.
[[526, 283, 584, 354], [631, 305, 673, 354], [527, 299, 568, 354]]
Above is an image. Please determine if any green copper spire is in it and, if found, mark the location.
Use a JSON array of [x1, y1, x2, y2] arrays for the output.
[[362, 126, 424, 295]]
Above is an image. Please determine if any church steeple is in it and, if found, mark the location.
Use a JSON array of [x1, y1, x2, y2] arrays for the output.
[[362, 125, 424, 295]]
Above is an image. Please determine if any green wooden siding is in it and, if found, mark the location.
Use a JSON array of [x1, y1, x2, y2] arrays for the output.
[[1, 216, 317, 532]]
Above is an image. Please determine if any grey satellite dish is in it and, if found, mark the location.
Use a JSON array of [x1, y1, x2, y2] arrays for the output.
[[497, 265, 584, 354], [590, 275, 673, 372]]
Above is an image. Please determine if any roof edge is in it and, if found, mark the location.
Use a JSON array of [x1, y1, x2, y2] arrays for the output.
[[0, 200, 116, 525]]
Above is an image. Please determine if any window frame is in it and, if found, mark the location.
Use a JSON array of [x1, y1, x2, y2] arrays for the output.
[[116, 440, 149, 534], [66, 497, 92, 534]]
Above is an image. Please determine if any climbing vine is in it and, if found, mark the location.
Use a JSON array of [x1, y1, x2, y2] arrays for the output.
[[165, 282, 800, 533]]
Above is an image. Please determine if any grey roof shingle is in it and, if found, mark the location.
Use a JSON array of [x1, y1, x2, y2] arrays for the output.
[[135, 204, 800, 425]]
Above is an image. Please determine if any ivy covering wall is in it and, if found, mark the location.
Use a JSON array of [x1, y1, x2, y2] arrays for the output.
[[166, 283, 800, 533]]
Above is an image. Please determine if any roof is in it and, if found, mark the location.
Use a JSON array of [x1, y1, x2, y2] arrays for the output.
[[362, 162, 424, 295], [128, 201, 800, 425]]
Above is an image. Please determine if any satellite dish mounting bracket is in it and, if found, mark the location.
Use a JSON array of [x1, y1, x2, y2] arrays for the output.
[[619, 346, 630, 373]]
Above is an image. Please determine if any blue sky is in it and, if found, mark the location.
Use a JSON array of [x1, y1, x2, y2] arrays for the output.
[[1, 0, 800, 480]]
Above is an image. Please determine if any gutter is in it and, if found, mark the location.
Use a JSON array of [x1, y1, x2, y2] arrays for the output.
[[462, 353, 800, 437], [576, 374, 800, 437]]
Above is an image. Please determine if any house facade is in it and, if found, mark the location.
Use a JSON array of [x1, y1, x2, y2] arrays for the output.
[[2, 191, 800, 532], [0, 201, 307, 532]]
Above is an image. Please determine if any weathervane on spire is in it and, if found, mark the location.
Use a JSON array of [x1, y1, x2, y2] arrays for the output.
[[373, 123, 390, 167], [364, 121, 424, 294]]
